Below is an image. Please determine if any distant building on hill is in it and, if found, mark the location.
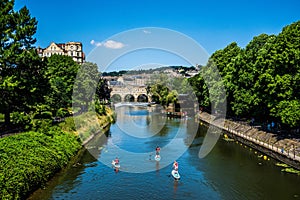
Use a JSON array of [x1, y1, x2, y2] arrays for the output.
[[37, 41, 85, 64]]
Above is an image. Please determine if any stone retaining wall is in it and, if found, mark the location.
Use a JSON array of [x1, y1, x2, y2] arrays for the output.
[[198, 112, 300, 170]]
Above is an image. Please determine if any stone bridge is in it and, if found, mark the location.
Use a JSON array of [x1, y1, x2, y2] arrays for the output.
[[109, 84, 151, 102]]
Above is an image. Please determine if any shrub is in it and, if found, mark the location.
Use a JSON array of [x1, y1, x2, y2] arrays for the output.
[[0, 131, 81, 200], [11, 112, 31, 129], [56, 108, 71, 118]]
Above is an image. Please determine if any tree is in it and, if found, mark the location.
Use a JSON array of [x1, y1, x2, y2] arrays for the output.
[[258, 21, 300, 127], [188, 73, 210, 109], [73, 62, 100, 112], [96, 77, 111, 104], [201, 42, 241, 114], [202, 20, 300, 128], [0, 0, 42, 124], [231, 34, 275, 118], [45, 55, 79, 115]]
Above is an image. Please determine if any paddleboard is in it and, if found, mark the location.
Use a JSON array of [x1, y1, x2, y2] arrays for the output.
[[155, 155, 161, 161], [171, 170, 180, 180], [112, 160, 120, 168]]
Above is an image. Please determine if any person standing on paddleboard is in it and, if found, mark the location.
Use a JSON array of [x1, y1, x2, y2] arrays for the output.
[[155, 146, 161, 156], [173, 161, 178, 171], [114, 157, 119, 165]]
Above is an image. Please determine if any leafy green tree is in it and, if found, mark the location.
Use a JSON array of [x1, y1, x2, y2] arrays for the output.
[[231, 34, 275, 118], [0, 0, 44, 124], [256, 21, 300, 127], [147, 83, 170, 107], [73, 62, 99, 112], [200, 43, 241, 114], [188, 73, 210, 108], [202, 20, 300, 128], [96, 77, 111, 104], [45, 54, 79, 115]]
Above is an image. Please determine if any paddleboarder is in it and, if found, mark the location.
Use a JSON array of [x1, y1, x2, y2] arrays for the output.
[[155, 146, 161, 156], [173, 160, 178, 171]]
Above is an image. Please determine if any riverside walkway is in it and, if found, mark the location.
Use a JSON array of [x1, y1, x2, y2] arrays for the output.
[[198, 112, 300, 169]]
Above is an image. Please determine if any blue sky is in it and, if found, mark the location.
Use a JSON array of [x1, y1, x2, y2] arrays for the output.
[[15, 0, 300, 71]]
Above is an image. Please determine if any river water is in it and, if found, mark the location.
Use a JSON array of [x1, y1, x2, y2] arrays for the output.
[[28, 105, 300, 200]]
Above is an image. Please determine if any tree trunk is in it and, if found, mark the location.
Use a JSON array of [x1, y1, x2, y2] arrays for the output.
[[5, 110, 11, 125]]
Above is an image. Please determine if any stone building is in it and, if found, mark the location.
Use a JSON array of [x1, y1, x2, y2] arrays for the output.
[[37, 41, 85, 64]]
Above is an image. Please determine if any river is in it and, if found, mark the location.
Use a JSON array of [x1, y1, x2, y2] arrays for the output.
[[28, 105, 300, 200]]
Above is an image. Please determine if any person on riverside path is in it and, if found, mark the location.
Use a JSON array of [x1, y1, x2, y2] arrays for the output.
[[173, 160, 178, 171]]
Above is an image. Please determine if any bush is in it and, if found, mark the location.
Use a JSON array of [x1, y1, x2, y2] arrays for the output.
[[59, 117, 76, 133], [56, 108, 71, 118], [11, 112, 32, 129], [95, 103, 107, 115], [31, 119, 53, 133], [0, 131, 81, 200], [33, 111, 53, 119], [0, 113, 4, 122]]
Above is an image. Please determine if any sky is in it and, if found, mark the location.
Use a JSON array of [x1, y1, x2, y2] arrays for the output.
[[14, 0, 300, 72]]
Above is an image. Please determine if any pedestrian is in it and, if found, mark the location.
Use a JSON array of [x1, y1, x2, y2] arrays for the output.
[[250, 117, 255, 126]]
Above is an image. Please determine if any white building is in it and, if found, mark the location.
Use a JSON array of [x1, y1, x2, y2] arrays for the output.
[[37, 41, 85, 64]]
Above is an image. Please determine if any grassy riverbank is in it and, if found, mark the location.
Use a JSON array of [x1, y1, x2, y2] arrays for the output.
[[0, 109, 115, 200]]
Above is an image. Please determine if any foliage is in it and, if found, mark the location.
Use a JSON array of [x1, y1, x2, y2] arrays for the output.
[[102, 66, 195, 77], [45, 54, 80, 114], [11, 112, 31, 128], [56, 108, 71, 118], [0, 0, 47, 124], [73, 62, 99, 112], [0, 130, 81, 200], [0, 2, 115, 200], [59, 117, 77, 133], [190, 20, 300, 128], [31, 119, 53, 133], [96, 77, 111, 103], [188, 73, 210, 108], [95, 100, 107, 115]]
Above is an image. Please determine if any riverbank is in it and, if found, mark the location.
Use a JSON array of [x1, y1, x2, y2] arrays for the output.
[[198, 112, 300, 171], [0, 109, 115, 200]]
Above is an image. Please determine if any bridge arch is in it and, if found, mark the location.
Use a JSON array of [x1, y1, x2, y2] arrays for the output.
[[111, 94, 122, 103], [124, 94, 135, 102], [137, 94, 148, 102]]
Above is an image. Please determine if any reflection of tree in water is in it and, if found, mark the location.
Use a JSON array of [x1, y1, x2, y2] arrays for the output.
[[156, 124, 169, 136], [183, 119, 203, 147], [85, 130, 110, 159], [29, 132, 109, 200], [28, 149, 96, 200]]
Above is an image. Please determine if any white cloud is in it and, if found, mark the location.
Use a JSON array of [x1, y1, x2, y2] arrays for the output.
[[103, 40, 125, 49], [90, 39, 102, 46], [143, 30, 151, 34], [90, 39, 125, 49]]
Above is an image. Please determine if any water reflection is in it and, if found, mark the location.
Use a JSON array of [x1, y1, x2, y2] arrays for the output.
[[96, 106, 198, 173], [28, 105, 300, 200]]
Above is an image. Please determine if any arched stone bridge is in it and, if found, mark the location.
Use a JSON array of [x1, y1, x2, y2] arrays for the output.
[[109, 84, 151, 102]]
